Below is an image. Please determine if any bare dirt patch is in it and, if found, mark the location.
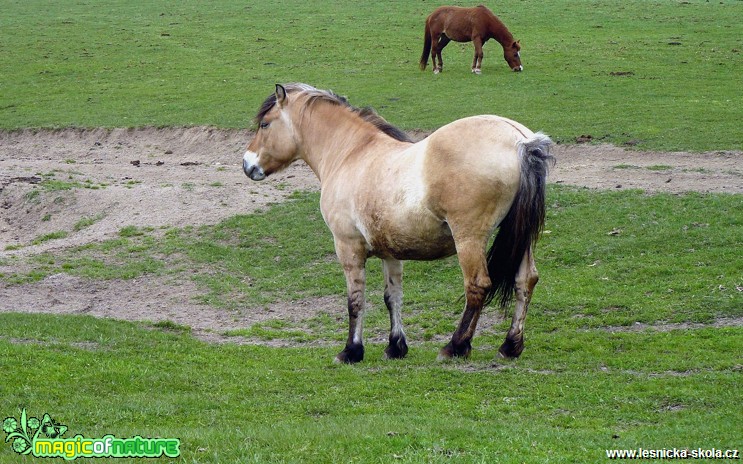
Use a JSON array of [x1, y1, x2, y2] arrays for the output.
[[1, 128, 741, 343]]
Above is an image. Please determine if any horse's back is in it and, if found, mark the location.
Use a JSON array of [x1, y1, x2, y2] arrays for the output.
[[425, 115, 531, 172], [364, 115, 529, 197], [429, 5, 484, 18], [427, 6, 471, 29], [427, 5, 494, 37]]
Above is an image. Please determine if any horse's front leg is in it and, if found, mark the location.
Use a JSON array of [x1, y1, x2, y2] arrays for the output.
[[334, 241, 368, 364], [383, 258, 408, 359], [439, 240, 491, 360], [471, 37, 484, 74], [499, 248, 539, 358]]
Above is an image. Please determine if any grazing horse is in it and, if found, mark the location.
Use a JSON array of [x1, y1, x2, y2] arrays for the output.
[[243, 83, 553, 364], [420, 5, 522, 74]]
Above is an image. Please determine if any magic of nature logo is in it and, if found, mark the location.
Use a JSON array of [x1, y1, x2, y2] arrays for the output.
[[3, 409, 180, 460]]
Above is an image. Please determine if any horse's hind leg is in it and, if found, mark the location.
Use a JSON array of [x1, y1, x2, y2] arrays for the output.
[[383, 258, 408, 359], [439, 239, 491, 360], [433, 34, 450, 73], [499, 248, 539, 359]]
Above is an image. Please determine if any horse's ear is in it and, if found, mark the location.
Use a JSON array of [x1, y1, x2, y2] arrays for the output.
[[275, 84, 287, 107], [514, 40, 521, 50]]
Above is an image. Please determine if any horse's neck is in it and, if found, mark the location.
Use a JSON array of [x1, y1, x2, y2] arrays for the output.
[[297, 107, 379, 183], [486, 15, 514, 46]]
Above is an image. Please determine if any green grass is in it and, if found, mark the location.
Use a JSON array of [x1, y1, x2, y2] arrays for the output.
[[646, 164, 673, 171], [1, 0, 742, 151], [118, 225, 148, 238], [1, 190, 741, 462], [24, 171, 108, 193], [0, 313, 740, 463], [30, 231, 68, 246], [73, 214, 106, 232], [23, 190, 40, 203]]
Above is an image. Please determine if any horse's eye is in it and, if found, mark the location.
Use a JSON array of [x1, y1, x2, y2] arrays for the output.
[[259, 121, 270, 129]]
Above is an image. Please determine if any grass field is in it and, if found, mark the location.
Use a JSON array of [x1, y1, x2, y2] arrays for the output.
[[1, 314, 739, 463], [2, 188, 741, 462], [1, 0, 742, 150], [1, 0, 742, 462]]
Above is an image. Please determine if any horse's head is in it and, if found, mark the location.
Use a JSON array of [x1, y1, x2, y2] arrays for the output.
[[504, 40, 523, 72], [243, 84, 300, 181]]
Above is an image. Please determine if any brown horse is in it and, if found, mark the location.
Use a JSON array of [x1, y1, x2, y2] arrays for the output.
[[420, 5, 522, 74], [243, 84, 553, 364]]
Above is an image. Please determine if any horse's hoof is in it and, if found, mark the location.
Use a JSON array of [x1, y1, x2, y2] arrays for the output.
[[438, 341, 471, 361], [498, 337, 524, 359], [384, 335, 409, 360], [335, 343, 364, 364], [436, 349, 469, 362], [473, 69, 482, 75], [433, 69, 440, 75]]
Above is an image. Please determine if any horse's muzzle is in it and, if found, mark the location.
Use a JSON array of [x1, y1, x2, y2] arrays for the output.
[[513, 65, 523, 72], [243, 151, 266, 181], [243, 159, 266, 181]]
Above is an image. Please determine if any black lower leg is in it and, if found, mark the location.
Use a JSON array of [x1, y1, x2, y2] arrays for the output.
[[385, 333, 408, 359], [336, 293, 365, 364], [336, 342, 364, 364], [440, 338, 472, 358], [440, 298, 480, 358], [498, 333, 524, 359]]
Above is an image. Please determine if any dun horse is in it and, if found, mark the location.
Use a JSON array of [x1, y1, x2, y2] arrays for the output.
[[243, 84, 553, 364], [420, 5, 522, 74]]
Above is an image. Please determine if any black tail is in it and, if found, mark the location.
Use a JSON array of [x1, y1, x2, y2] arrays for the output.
[[484, 133, 555, 308], [420, 21, 432, 70]]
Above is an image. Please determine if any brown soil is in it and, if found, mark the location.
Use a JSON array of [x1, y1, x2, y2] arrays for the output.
[[1, 128, 741, 342]]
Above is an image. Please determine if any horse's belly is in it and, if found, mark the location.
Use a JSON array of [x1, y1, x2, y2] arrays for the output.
[[443, 29, 473, 43], [365, 217, 456, 261]]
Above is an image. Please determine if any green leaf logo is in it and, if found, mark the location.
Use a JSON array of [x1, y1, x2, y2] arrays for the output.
[[40, 413, 67, 438], [2, 417, 17, 434], [2, 409, 66, 456]]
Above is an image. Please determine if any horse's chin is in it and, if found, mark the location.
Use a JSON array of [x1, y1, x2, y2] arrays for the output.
[[248, 171, 266, 181]]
